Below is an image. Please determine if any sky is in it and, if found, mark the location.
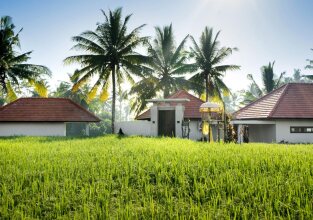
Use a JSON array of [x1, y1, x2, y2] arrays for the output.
[[1, 0, 313, 92]]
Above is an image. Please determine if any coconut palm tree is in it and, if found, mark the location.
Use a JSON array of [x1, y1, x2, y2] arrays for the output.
[[0, 16, 51, 102], [64, 8, 148, 133], [305, 49, 313, 70], [242, 61, 285, 104], [130, 24, 192, 115], [189, 27, 240, 102]]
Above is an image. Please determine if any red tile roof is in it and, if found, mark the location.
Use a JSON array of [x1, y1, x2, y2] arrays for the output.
[[234, 83, 313, 120], [136, 90, 204, 120], [0, 98, 100, 122]]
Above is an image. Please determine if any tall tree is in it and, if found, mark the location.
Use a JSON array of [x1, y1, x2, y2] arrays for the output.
[[64, 8, 148, 133], [242, 61, 285, 104], [0, 16, 51, 102], [305, 49, 313, 70], [189, 27, 240, 102], [130, 24, 191, 115]]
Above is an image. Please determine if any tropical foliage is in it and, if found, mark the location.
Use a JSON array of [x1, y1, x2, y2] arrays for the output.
[[64, 8, 148, 132], [305, 49, 313, 70], [189, 27, 240, 102], [0, 16, 50, 102], [130, 24, 191, 115], [241, 61, 285, 104]]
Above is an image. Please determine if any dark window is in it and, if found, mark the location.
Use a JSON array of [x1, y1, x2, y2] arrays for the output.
[[290, 127, 313, 133]]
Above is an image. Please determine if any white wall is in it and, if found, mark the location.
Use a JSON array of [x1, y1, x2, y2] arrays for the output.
[[0, 123, 66, 136], [115, 121, 151, 136], [276, 120, 313, 143], [189, 120, 202, 141], [248, 124, 276, 143], [175, 105, 184, 138]]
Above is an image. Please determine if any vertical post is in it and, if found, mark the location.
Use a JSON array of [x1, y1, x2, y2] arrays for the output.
[[150, 104, 158, 137], [86, 123, 90, 136], [223, 101, 227, 142], [237, 124, 243, 144], [175, 104, 184, 138], [217, 122, 220, 142]]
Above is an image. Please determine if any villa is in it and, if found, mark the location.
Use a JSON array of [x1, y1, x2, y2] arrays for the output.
[[115, 90, 222, 140], [232, 83, 313, 143], [0, 98, 100, 136]]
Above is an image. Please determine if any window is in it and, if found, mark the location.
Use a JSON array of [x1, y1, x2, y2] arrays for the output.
[[290, 127, 313, 133]]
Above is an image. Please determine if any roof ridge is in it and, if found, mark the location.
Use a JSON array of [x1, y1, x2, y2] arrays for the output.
[[268, 83, 290, 117], [233, 84, 288, 118], [168, 90, 204, 103], [0, 97, 100, 122], [19, 97, 72, 100], [0, 98, 21, 113]]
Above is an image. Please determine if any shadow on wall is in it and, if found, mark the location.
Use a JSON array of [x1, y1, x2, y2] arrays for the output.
[[66, 121, 112, 137]]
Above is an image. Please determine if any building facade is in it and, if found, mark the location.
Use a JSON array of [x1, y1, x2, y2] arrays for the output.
[[0, 98, 100, 136], [232, 83, 313, 143]]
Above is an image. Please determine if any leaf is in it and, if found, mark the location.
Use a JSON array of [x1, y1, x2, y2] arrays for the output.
[[100, 82, 110, 101], [87, 84, 99, 103], [6, 81, 17, 102]]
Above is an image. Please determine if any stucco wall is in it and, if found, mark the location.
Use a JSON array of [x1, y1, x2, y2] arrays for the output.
[[115, 121, 151, 136], [249, 124, 276, 143], [0, 122, 66, 136], [276, 120, 313, 143], [189, 120, 202, 140]]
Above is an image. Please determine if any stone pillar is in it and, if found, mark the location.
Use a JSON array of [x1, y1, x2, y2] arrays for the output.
[[175, 104, 184, 138], [86, 123, 90, 136], [150, 105, 158, 137], [237, 124, 243, 144]]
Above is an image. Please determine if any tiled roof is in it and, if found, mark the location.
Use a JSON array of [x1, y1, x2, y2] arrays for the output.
[[233, 83, 313, 120], [0, 98, 100, 122], [136, 90, 204, 120]]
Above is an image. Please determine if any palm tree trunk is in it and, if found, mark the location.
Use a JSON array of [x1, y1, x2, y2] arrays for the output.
[[222, 101, 227, 142], [0, 71, 7, 92], [163, 86, 169, 98], [111, 65, 116, 134], [205, 73, 209, 102]]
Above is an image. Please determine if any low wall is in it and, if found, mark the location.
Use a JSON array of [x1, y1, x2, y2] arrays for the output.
[[0, 122, 66, 136], [115, 121, 151, 136]]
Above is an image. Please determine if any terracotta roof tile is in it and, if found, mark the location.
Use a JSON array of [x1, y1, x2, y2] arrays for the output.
[[233, 83, 313, 120], [136, 90, 204, 120], [0, 98, 101, 122]]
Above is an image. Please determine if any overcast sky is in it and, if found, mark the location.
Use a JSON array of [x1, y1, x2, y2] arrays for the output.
[[1, 0, 313, 92]]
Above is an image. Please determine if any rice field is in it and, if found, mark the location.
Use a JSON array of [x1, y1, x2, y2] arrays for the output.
[[1, 136, 313, 219]]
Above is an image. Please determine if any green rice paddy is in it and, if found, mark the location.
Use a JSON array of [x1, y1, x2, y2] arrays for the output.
[[1, 136, 313, 219]]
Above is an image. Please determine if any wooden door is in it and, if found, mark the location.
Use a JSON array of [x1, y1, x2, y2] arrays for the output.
[[158, 110, 175, 137]]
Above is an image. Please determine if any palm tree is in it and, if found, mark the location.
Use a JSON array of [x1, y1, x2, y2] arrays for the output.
[[242, 61, 285, 104], [189, 27, 239, 142], [189, 27, 240, 102], [305, 49, 313, 70], [64, 8, 148, 133], [130, 24, 192, 115], [0, 16, 51, 102]]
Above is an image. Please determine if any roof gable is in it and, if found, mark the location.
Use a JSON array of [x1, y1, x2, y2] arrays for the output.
[[0, 98, 100, 122], [136, 90, 204, 120], [234, 83, 313, 120]]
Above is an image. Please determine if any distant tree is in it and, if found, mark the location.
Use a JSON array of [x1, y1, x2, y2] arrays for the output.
[[305, 49, 313, 70], [64, 8, 148, 133], [0, 16, 50, 102], [242, 61, 285, 104], [223, 91, 243, 113], [282, 69, 310, 83], [130, 24, 191, 115], [52, 72, 89, 108]]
